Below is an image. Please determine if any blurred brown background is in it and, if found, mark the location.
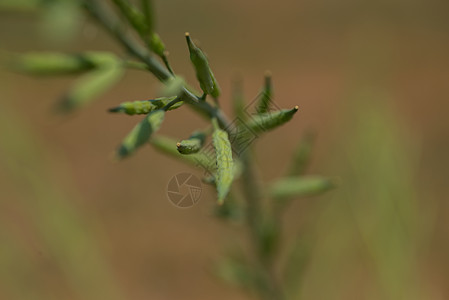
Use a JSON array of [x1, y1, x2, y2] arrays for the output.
[[1, 0, 448, 299]]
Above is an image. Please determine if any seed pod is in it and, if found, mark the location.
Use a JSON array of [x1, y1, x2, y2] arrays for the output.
[[150, 135, 215, 168], [177, 131, 206, 154], [288, 131, 316, 176], [212, 119, 234, 204], [246, 106, 299, 134], [185, 33, 221, 98], [269, 176, 335, 199], [109, 96, 181, 115], [148, 33, 166, 57], [10, 52, 95, 75], [256, 71, 273, 114], [58, 64, 124, 111], [117, 110, 165, 158], [112, 0, 147, 36]]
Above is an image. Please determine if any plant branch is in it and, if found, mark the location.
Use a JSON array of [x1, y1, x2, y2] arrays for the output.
[[83, 0, 233, 131]]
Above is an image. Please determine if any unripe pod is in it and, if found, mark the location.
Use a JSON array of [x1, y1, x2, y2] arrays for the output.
[[185, 33, 220, 98], [59, 63, 124, 111], [256, 71, 273, 114], [109, 96, 181, 115], [177, 131, 206, 154], [150, 135, 215, 168], [11, 52, 95, 75], [246, 106, 299, 134], [212, 119, 234, 204], [269, 176, 335, 199], [117, 110, 165, 158]]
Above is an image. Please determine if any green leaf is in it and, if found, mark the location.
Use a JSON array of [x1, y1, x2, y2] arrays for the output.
[[255, 71, 272, 114], [58, 63, 124, 111], [176, 131, 206, 154], [212, 119, 234, 204], [117, 110, 165, 158], [269, 176, 335, 199], [150, 135, 215, 169], [185, 33, 221, 98], [246, 106, 299, 134], [109, 96, 181, 115], [288, 131, 316, 176]]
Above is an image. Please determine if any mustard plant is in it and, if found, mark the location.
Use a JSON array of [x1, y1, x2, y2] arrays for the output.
[[3, 0, 335, 299]]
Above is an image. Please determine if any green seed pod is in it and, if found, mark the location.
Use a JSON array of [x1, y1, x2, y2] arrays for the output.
[[81, 52, 119, 67], [269, 176, 335, 199], [10, 52, 95, 75], [150, 135, 215, 168], [288, 131, 316, 176], [59, 64, 124, 111], [246, 106, 299, 134], [177, 131, 206, 154], [109, 96, 182, 115], [117, 110, 165, 158], [255, 71, 273, 114], [112, 0, 147, 36], [148, 32, 166, 57], [185, 33, 220, 98], [109, 100, 158, 115], [212, 119, 234, 204]]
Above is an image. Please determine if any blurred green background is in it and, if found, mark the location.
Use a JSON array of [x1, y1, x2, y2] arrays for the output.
[[1, 0, 448, 299]]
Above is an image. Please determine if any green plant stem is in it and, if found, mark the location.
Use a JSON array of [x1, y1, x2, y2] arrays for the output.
[[85, 1, 284, 299], [241, 151, 284, 300], [83, 0, 233, 131]]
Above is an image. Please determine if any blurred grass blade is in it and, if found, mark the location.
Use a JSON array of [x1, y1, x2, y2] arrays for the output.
[[185, 33, 221, 98], [269, 176, 335, 199], [246, 106, 299, 134], [212, 119, 234, 204], [177, 131, 206, 154], [58, 63, 124, 111], [117, 110, 165, 158], [288, 131, 316, 176], [9, 52, 95, 76], [150, 135, 214, 168], [109, 96, 181, 115], [255, 72, 272, 114]]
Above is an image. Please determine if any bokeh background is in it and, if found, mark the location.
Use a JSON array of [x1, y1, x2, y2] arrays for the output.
[[1, 0, 448, 299]]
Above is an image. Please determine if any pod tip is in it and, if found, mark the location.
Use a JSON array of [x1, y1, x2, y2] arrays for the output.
[[264, 70, 272, 77], [294, 105, 299, 111], [185, 32, 190, 37]]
